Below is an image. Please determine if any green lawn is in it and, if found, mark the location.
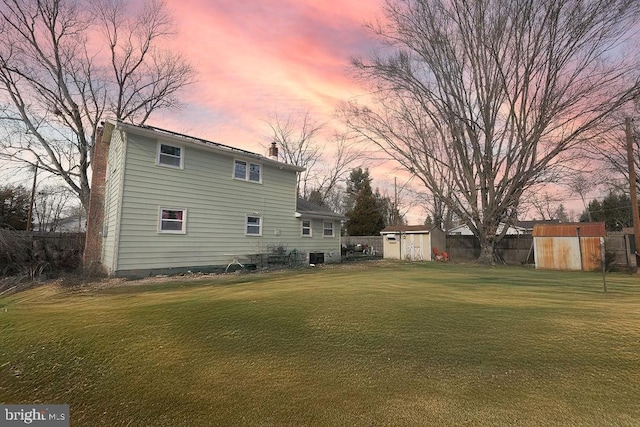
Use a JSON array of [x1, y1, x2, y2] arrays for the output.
[[1, 262, 639, 426]]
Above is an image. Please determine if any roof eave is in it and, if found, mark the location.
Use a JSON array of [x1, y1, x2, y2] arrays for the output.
[[296, 211, 346, 221], [110, 120, 305, 173]]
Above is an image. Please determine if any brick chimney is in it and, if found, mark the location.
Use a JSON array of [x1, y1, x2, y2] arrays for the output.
[[268, 142, 278, 160], [83, 122, 113, 272]]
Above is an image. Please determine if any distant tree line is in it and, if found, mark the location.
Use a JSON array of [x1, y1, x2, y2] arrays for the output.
[[0, 184, 80, 231], [580, 192, 636, 231]]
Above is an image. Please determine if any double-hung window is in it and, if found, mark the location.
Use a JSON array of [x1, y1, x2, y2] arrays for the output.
[[323, 221, 334, 237], [302, 220, 312, 237], [157, 143, 183, 168], [234, 160, 261, 183], [246, 215, 262, 236], [159, 208, 187, 234]]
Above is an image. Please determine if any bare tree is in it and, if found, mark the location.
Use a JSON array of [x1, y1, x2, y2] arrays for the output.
[[268, 110, 324, 198], [414, 189, 456, 229], [321, 185, 346, 214], [33, 185, 74, 232], [585, 105, 640, 196], [0, 0, 196, 211], [528, 191, 565, 221], [567, 172, 601, 221], [313, 131, 361, 203], [267, 112, 360, 202], [342, 0, 640, 263]]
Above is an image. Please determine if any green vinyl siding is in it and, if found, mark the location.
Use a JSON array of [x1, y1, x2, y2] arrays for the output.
[[292, 218, 342, 263], [112, 132, 303, 271]]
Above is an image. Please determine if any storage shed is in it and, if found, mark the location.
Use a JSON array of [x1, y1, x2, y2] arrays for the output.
[[380, 225, 446, 261], [532, 222, 606, 271]]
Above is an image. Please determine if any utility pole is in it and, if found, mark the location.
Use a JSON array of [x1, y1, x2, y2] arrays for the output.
[[625, 118, 640, 273], [26, 163, 38, 231]]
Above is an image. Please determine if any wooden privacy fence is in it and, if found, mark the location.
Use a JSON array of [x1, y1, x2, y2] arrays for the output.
[[0, 230, 85, 276], [446, 235, 534, 264], [342, 235, 535, 263], [342, 236, 384, 256], [606, 232, 634, 267], [345, 233, 630, 267], [1, 230, 630, 275], [447, 233, 630, 267]]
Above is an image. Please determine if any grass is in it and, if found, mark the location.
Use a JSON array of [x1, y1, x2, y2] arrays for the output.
[[1, 261, 639, 426]]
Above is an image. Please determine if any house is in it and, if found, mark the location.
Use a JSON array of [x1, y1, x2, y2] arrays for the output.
[[447, 222, 528, 236], [532, 222, 605, 271], [380, 225, 446, 261], [447, 219, 560, 236], [56, 212, 87, 232], [33, 212, 86, 232], [295, 198, 346, 264], [516, 219, 560, 233], [83, 121, 344, 277]]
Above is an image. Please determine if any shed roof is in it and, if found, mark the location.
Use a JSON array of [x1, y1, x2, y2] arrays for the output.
[[381, 224, 438, 234], [532, 222, 606, 237]]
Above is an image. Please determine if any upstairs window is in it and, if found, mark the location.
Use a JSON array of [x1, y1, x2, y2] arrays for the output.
[[246, 215, 262, 236], [323, 221, 334, 237], [249, 163, 261, 182], [234, 160, 261, 183], [157, 143, 183, 168], [302, 220, 312, 237], [234, 160, 246, 179], [159, 208, 187, 234]]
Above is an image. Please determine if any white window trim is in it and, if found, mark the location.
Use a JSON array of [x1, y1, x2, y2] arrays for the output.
[[245, 215, 262, 236], [233, 159, 262, 183], [323, 221, 334, 237], [302, 219, 312, 237], [158, 207, 187, 234], [157, 142, 184, 169]]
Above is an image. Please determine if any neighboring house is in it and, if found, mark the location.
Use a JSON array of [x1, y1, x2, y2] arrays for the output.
[[447, 222, 528, 236], [532, 222, 605, 271], [34, 213, 86, 232], [84, 121, 344, 277], [516, 219, 561, 233], [380, 225, 446, 261], [448, 219, 562, 236], [56, 213, 87, 232]]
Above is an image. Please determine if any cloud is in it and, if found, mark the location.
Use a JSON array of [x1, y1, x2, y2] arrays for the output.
[[158, 0, 381, 148]]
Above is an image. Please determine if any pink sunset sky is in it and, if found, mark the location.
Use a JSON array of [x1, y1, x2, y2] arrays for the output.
[[0, 0, 596, 222], [157, 0, 382, 139], [149, 0, 426, 217]]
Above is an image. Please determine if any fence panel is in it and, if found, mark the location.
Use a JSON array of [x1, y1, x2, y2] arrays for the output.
[[0, 230, 85, 276], [342, 236, 384, 256], [446, 235, 533, 264]]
